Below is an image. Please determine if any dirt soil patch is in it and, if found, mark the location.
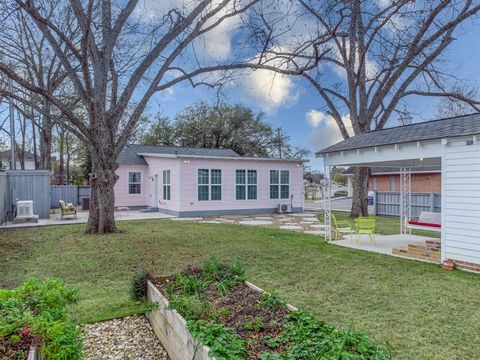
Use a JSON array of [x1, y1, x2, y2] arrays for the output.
[[153, 276, 289, 359]]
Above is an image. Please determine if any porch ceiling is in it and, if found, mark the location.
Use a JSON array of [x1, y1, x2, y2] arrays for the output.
[[319, 138, 443, 167]]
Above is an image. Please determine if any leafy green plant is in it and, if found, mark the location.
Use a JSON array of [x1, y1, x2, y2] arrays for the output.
[[168, 294, 213, 321], [258, 290, 286, 312], [130, 268, 150, 301], [175, 274, 209, 296], [260, 311, 391, 359], [244, 317, 265, 332], [0, 278, 83, 360], [188, 320, 249, 360]]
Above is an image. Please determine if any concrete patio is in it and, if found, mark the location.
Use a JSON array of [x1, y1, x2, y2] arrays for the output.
[[2, 210, 174, 228], [333, 233, 437, 261]]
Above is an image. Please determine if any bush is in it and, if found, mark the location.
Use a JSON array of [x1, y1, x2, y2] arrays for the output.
[[130, 268, 150, 301], [0, 278, 83, 360]]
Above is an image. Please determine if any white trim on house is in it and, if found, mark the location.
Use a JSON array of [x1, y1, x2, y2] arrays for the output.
[[137, 153, 306, 163]]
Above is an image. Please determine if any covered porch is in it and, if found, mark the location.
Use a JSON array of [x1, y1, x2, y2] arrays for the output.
[[318, 128, 444, 264]]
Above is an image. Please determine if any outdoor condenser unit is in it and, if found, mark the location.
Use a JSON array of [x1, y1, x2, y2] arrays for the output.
[[16, 200, 34, 218], [277, 203, 292, 213]]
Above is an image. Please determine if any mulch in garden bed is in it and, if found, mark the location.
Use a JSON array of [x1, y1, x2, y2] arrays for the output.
[[0, 328, 41, 360], [153, 276, 289, 359]]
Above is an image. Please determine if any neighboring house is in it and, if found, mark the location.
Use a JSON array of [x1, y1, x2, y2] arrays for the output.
[[343, 166, 441, 196], [0, 150, 36, 170], [115, 144, 304, 217]]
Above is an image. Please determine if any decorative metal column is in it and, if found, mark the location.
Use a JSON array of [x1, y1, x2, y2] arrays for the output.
[[399, 167, 412, 235], [323, 165, 332, 241]]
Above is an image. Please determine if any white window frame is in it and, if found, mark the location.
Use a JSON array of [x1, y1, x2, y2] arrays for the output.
[[235, 169, 257, 200], [270, 170, 290, 200], [163, 170, 171, 200], [128, 172, 142, 195], [198, 168, 222, 201]]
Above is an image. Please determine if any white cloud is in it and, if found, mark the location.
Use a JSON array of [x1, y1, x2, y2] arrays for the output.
[[239, 69, 298, 113], [306, 110, 353, 150], [134, 0, 240, 60]]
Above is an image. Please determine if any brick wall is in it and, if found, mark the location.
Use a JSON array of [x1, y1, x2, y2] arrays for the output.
[[368, 173, 441, 192]]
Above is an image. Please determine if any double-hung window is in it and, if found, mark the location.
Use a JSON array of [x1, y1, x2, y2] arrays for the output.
[[198, 169, 222, 201], [270, 170, 289, 199], [163, 170, 171, 200], [128, 172, 142, 194], [236, 170, 257, 200]]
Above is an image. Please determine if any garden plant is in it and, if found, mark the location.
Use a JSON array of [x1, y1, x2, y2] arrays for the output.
[[151, 257, 391, 359], [0, 278, 83, 360]]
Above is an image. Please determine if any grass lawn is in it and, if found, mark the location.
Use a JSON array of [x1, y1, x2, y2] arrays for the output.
[[1, 217, 478, 359], [333, 211, 441, 238]]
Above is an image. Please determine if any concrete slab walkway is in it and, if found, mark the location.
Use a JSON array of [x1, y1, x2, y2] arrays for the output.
[[2, 210, 174, 229]]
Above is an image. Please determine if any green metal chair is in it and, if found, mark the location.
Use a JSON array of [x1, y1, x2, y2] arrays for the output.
[[332, 214, 353, 240], [354, 217, 376, 245]]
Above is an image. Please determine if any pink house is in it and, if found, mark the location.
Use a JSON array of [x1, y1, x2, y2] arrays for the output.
[[114, 145, 305, 217]]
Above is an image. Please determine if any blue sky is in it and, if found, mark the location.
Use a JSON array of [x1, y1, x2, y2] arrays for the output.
[[140, 3, 480, 171]]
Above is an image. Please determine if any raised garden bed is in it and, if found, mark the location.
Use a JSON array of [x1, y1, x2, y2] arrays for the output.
[[0, 279, 82, 360], [146, 257, 391, 360]]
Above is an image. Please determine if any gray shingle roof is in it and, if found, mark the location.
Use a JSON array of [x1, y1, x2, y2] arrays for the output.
[[342, 166, 440, 175], [118, 144, 241, 165], [317, 113, 480, 155]]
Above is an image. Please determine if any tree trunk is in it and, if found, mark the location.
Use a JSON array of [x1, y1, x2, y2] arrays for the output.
[[85, 149, 118, 234], [59, 130, 65, 184], [40, 102, 53, 170], [350, 167, 370, 217]]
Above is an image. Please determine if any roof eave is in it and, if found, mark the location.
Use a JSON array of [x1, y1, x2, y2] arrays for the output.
[[137, 153, 307, 162]]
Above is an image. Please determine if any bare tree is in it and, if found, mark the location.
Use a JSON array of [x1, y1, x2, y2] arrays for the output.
[[436, 85, 479, 118], [253, 0, 480, 216], [0, 2, 76, 170], [0, 0, 306, 233]]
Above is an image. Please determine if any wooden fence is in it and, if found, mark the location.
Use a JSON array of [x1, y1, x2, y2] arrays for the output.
[[50, 185, 90, 208], [375, 191, 441, 217]]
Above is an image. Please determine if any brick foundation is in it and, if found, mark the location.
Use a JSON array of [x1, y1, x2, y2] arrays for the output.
[[449, 259, 480, 273]]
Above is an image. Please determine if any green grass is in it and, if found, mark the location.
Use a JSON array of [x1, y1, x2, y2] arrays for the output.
[[333, 211, 441, 238], [0, 218, 478, 359]]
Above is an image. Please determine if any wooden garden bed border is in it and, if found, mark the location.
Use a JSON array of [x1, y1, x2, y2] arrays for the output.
[[146, 278, 298, 360]]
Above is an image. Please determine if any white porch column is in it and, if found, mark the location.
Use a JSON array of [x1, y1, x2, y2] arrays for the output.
[[399, 167, 412, 235], [323, 165, 332, 241]]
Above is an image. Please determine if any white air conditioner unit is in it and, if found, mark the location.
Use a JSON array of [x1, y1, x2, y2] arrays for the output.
[[277, 203, 292, 213], [17, 200, 34, 218]]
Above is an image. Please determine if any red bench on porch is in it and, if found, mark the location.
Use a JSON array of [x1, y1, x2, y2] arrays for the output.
[[407, 211, 441, 232]]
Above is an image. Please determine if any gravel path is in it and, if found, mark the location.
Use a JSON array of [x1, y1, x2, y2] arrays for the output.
[[83, 316, 169, 360]]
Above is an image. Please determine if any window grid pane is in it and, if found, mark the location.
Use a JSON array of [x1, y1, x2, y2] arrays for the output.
[[129, 172, 141, 183], [236, 170, 246, 184], [211, 185, 222, 200], [211, 169, 222, 184], [247, 170, 257, 184], [280, 170, 289, 184], [198, 169, 209, 185], [247, 185, 257, 200], [270, 170, 279, 184], [280, 185, 289, 199], [236, 185, 246, 200], [270, 185, 279, 199], [198, 185, 209, 201], [129, 183, 141, 194]]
